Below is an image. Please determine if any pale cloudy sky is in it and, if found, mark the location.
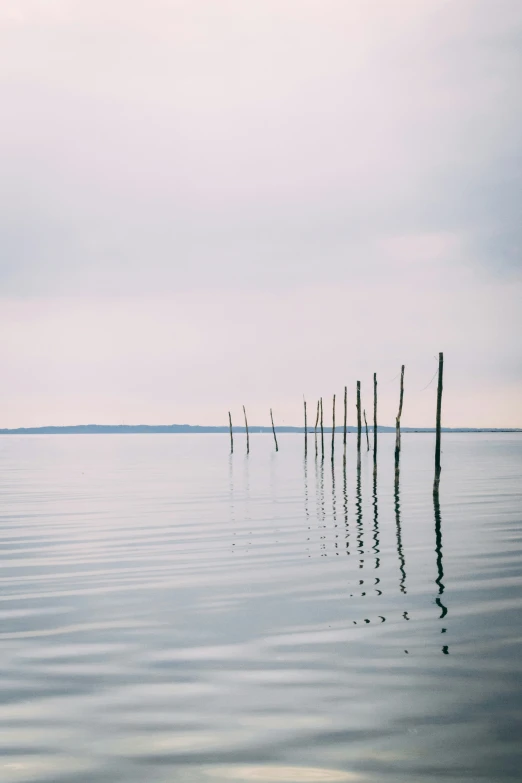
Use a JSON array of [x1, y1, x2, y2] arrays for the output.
[[0, 0, 521, 428]]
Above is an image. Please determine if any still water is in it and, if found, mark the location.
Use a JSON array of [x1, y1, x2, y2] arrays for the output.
[[0, 433, 521, 782]]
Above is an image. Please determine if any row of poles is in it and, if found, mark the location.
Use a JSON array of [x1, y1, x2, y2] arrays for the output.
[[229, 353, 444, 493]]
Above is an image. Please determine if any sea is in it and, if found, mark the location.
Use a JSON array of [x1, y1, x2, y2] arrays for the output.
[[0, 433, 521, 782]]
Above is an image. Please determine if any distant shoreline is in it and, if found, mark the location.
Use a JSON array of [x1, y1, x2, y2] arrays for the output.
[[0, 425, 520, 435]]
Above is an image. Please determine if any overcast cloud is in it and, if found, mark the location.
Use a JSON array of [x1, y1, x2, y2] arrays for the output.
[[0, 0, 521, 428]]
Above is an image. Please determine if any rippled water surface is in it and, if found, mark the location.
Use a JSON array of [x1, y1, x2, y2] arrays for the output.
[[0, 433, 521, 782]]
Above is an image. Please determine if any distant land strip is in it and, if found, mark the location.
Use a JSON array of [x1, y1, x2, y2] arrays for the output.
[[0, 425, 520, 435]]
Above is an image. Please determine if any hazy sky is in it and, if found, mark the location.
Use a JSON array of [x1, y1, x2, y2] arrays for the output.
[[1, 0, 521, 428]]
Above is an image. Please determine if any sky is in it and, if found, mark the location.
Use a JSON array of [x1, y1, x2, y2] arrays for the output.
[[0, 0, 521, 428]]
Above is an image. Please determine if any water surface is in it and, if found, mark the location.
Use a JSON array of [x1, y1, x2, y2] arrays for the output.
[[0, 433, 521, 782]]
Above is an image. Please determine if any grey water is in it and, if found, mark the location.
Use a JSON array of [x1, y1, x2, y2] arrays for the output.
[[0, 433, 521, 783]]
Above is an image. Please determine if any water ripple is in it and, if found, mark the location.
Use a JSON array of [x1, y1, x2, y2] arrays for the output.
[[0, 433, 520, 782]]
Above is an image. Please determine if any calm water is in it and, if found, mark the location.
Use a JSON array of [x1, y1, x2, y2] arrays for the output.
[[0, 433, 521, 783]]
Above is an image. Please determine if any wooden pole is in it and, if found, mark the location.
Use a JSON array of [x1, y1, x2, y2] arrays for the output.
[[356, 382, 361, 454], [331, 394, 336, 462], [243, 405, 249, 455], [394, 366, 405, 463], [304, 398, 308, 457], [319, 397, 324, 459], [314, 400, 319, 458], [434, 352, 444, 493], [270, 408, 279, 452], [364, 409, 370, 451], [343, 385, 347, 460], [228, 411, 233, 454], [373, 372, 377, 461]]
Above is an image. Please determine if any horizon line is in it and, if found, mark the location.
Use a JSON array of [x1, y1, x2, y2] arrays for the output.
[[0, 424, 520, 434]]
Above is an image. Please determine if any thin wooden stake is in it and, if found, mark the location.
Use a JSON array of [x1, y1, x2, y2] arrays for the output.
[[331, 394, 336, 462], [304, 398, 308, 457], [319, 397, 324, 459], [343, 385, 347, 460], [270, 408, 279, 452], [228, 411, 234, 454], [243, 405, 250, 455], [394, 366, 405, 462], [434, 352, 444, 493], [373, 373, 377, 463], [356, 382, 361, 453], [364, 409, 370, 451], [314, 400, 319, 458]]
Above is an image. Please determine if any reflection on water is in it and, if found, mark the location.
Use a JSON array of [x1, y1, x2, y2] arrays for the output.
[[316, 450, 326, 556], [343, 458, 349, 557], [303, 456, 310, 524], [434, 490, 448, 628], [331, 460, 338, 555], [355, 461, 364, 566], [394, 469, 407, 594], [212, 765, 360, 781], [372, 468, 380, 571], [0, 433, 521, 783]]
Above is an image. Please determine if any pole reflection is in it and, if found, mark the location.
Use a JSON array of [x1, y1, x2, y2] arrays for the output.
[[304, 453, 311, 556], [372, 466, 380, 570], [434, 489, 448, 621], [331, 458, 338, 554], [394, 468, 407, 593], [343, 456, 350, 556], [315, 450, 326, 556], [435, 490, 450, 653], [229, 452, 235, 554], [244, 450, 252, 554], [356, 458, 363, 568]]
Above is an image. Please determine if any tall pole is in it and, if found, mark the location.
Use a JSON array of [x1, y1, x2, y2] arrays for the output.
[[304, 398, 308, 457], [331, 394, 336, 462], [243, 405, 249, 455], [319, 397, 324, 459], [270, 408, 279, 452], [343, 385, 347, 460], [373, 373, 377, 462], [228, 411, 233, 454], [356, 382, 361, 455], [394, 366, 405, 463], [434, 352, 444, 493]]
